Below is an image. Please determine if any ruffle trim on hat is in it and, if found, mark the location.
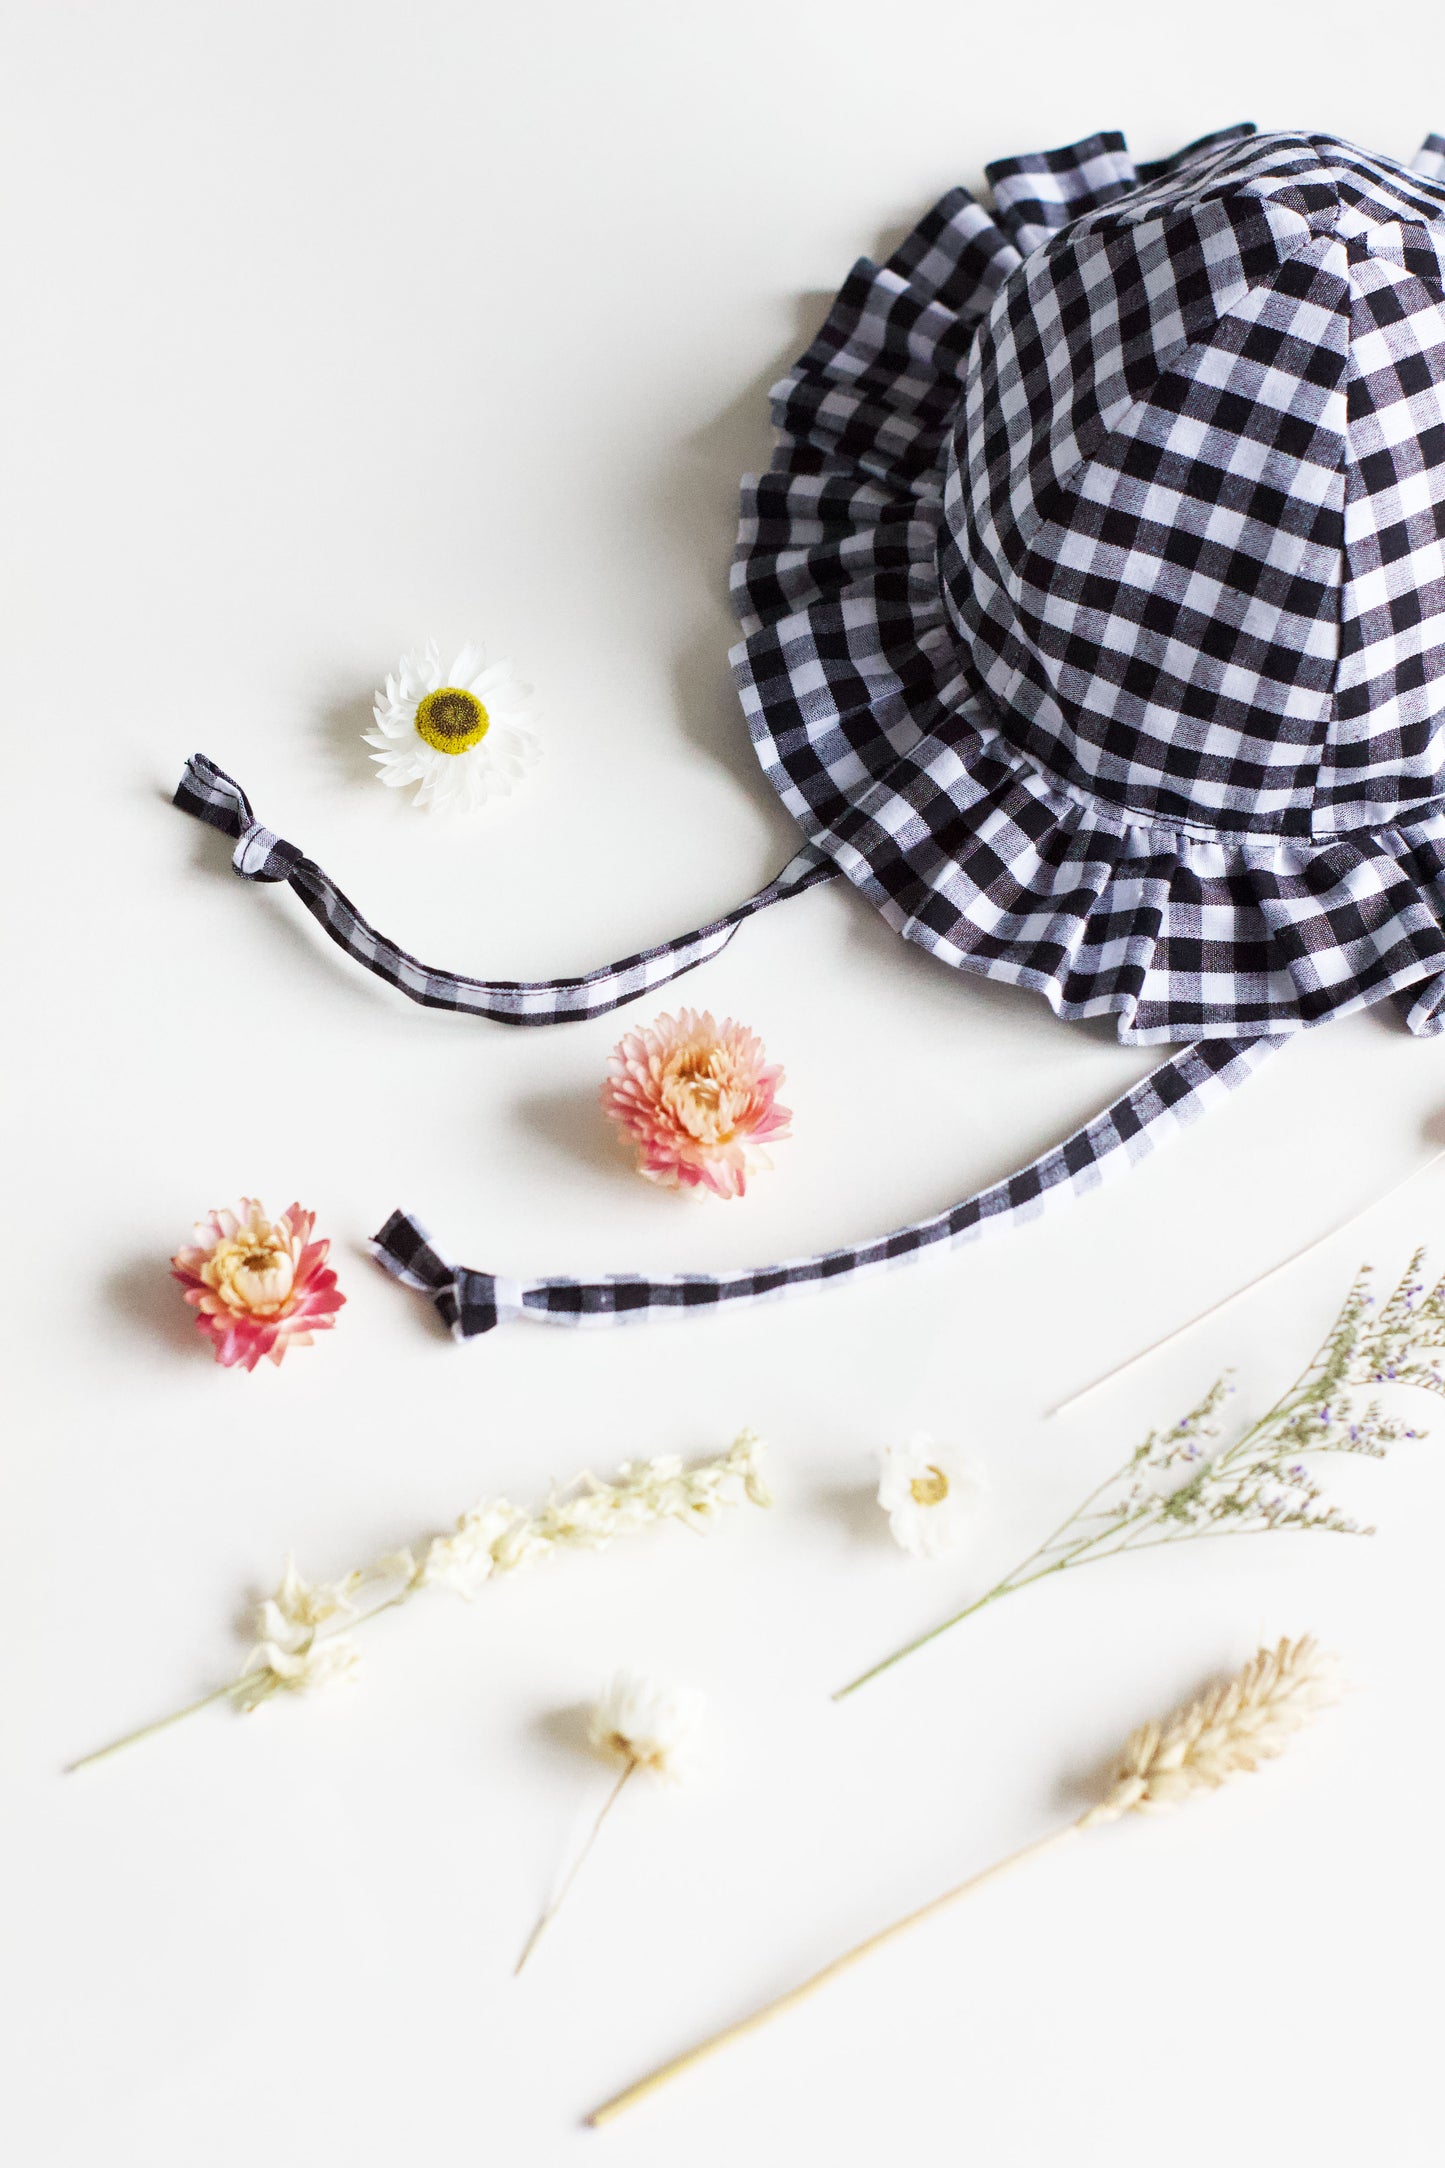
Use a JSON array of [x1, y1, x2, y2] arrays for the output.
[[730, 126, 1445, 1044]]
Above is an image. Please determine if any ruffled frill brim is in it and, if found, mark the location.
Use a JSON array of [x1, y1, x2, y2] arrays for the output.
[[729, 124, 1445, 1043]]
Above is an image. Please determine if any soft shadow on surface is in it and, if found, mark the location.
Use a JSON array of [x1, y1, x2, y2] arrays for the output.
[[813, 1478, 893, 1550], [651, 185, 972, 810], [1048, 1646, 1241, 1821], [653, 294, 837, 815], [174, 795, 427, 1019], [318, 686, 382, 794], [103, 1255, 209, 1359], [1051, 1737, 1121, 1822], [345, 1236, 455, 1341], [515, 1083, 631, 1185], [531, 1699, 598, 1766]]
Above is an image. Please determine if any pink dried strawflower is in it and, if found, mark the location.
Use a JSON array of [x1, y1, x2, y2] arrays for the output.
[[170, 1199, 345, 1371], [601, 1008, 791, 1199]]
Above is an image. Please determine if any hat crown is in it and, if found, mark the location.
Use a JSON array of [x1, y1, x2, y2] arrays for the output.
[[944, 131, 1445, 839]]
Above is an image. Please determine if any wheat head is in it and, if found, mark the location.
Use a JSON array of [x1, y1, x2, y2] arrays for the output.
[[1082, 1635, 1337, 1826]]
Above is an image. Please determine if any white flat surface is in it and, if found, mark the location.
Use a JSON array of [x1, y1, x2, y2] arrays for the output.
[[5, 5, 1445, 2160]]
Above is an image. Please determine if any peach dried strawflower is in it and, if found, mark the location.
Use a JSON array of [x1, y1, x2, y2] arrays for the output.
[[601, 1008, 790, 1199], [170, 1199, 344, 1370]]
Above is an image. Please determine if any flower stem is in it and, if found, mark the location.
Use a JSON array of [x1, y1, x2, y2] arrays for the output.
[[831, 1563, 1064, 1700], [66, 1587, 417, 1774], [833, 1482, 1180, 1701], [585, 1821, 1080, 2127], [66, 1680, 246, 1772], [515, 1760, 634, 1976]]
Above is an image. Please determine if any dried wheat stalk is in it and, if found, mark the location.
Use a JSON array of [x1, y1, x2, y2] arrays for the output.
[[586, 1637, 1338, 2128], [1080, 1633, 1335, 1824]]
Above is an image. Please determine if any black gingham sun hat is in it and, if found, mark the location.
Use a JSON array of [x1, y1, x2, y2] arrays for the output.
[[175, 123, 1445, 1337]]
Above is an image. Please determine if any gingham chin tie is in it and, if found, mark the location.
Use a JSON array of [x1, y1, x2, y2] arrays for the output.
[[173, 752, 1280, 1336], [172, 123, 1445, 1338]]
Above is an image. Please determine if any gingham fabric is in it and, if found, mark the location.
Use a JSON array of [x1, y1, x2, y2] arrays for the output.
[[173, 754, 833, 1022], [172, 125, 1445, 1336], [369, 1034, 1280, 1334], [732, 124, 1445, 1042]]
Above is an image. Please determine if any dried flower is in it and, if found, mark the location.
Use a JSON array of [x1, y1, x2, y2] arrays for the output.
[[364, 640, 539, 814], [517, 1669, 706, 1974], [1082, 1634, 1336, 1822], [602, 1008, 791, 1198], [417, 1429, 772, 1598], [589, 1669, 705, 1784], [252, 1556, 364, 1645], [236, 1634, 362, 1707], [586, 1636, 1337, 2126], [837, 1252, 1445, 1697], [170, 1200, 344, 1370], [878, 1433, 987, 1559], [70, 1433, 770, 1770]]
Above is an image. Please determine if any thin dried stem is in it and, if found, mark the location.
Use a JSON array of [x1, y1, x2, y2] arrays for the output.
[[515, 1761, 634, 1976], [1050, 1150, 1445, 1416], [586, 1824, 1076, 2127]]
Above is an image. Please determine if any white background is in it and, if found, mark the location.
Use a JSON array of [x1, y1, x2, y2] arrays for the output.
[[5, 5, 1445, 2161]]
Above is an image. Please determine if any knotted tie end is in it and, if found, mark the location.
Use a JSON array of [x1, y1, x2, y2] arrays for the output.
[[173, 754, 303, 882], [370, 1211, 523, 1338]]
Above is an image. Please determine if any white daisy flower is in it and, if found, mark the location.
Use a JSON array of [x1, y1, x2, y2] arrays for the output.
[[878, 1432, 988, 1560], [587, 1668, 705, 1784], [364, 640, 539, 814]]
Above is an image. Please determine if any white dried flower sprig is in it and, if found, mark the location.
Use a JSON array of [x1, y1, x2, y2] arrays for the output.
[[70, 1434, 770, 1770], [587, 1636, 1337, 2127], [515, 1670, 706, 1976], [838, 1252, 1444, 1698]]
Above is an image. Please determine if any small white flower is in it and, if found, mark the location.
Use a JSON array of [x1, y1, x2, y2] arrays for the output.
[[420, 1500, 521, 1595], [253, 1555, 362, 1648], [878, 1432, 988, 1560], [369, 1548, 419, 1586], [588, 1669, 705, 1783], [239, 1634, 361, 1705], [364, 640, 539, 814]]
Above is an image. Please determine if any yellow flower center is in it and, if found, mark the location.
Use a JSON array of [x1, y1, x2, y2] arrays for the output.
[[910, 1466, 950, 1507], [202, 1225, 297, 1318], [662, 1049, 744, 1145], [414, 686, 489, 755]]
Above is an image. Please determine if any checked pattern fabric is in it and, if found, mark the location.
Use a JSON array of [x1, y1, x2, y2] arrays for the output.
[[733, 125, 1445, 1043], [174, 753, 833, 1022], [175, 126, 1445, 1336]]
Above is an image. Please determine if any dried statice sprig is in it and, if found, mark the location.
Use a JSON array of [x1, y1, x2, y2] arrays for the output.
[[69, 1433, 770, 1771], [837, 1252, 1445, 1698], [586, 1637, 1337, 2127]]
